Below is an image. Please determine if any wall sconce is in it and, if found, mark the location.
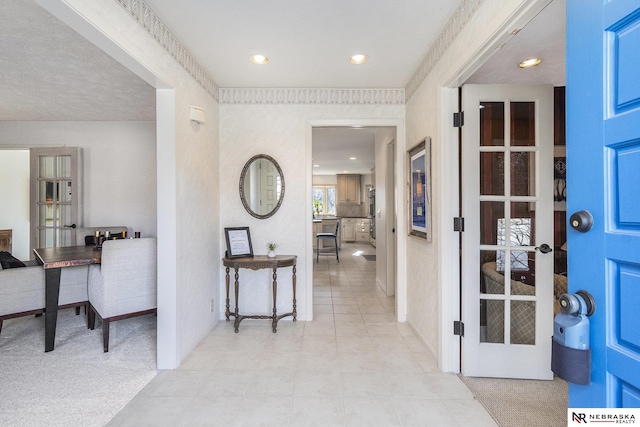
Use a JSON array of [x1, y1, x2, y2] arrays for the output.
[[189, 106, 205, 125]]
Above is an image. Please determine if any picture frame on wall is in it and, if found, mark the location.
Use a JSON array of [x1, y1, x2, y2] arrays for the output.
[[224, 227, 254, 258], [408, 137, 432, 241]]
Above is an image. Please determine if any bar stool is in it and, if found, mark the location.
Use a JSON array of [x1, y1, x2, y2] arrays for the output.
[[316, 220, 340, 263]]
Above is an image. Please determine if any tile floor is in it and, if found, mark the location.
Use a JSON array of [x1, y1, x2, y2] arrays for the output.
[[108, 243, 497, 426]]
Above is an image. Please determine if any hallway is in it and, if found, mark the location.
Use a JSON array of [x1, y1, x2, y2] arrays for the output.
[[109, 243, 496, 426]]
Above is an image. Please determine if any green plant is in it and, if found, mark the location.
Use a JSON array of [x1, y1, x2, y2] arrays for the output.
[[313, 198, 323, 213], [267, 242, 278, 251]]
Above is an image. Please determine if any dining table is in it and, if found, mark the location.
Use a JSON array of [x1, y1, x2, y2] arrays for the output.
[[33, 245, 102, 352]]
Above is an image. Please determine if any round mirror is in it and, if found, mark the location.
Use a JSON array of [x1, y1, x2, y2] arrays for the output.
[[239, 154, 285, 219]]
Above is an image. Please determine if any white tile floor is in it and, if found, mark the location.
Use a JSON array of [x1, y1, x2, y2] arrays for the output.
[[108, 243, 497, 426]]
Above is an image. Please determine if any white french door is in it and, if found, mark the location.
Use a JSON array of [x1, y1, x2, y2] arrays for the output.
[[461, 84, 554, 379], [30, 147, 79, 250]]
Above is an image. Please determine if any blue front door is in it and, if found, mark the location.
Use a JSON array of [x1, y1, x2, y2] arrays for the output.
[[567, 0, 640, 407]]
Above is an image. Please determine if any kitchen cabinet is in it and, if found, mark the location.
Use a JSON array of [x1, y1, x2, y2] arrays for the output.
[[341, 218, 357, 242], [312, 221, 323, 249], [337, 174, 361, 203], [356, 218, 370, 243]]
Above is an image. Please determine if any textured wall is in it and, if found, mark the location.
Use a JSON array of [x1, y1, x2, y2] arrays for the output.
[[219, 104, 403, 320], [404, 0, 547, 367], [47, 0, 222, 368]]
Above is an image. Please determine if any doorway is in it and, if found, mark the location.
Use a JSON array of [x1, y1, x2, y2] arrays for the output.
[[307, 121, 405, 323]]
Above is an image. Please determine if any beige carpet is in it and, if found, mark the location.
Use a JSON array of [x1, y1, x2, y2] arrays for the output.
[[459, 374, 567, 427], [0, 308, 157, 426]]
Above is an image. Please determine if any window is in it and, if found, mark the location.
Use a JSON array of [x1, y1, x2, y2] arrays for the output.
[[312, 186, 336, 215]]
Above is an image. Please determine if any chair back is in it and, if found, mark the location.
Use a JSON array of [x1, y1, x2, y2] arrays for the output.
[[334, 220, 340, 236], [89, 237, 157, 317]]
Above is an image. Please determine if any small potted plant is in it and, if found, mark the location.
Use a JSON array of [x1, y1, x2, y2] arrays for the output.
[[267, 242, 278, 258]]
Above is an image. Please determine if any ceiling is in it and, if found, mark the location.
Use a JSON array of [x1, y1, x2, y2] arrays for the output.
[[144, 0, 460, 88], [312, 127, 382, 176], [1, 0, 565, 171]]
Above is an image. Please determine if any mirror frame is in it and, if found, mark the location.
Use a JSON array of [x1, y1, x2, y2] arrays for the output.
[[239, 154, 285, 219]]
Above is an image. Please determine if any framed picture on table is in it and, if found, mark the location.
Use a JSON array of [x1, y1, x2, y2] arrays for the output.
[[224, 227, 254, 258], [408, 137, 432, 241]]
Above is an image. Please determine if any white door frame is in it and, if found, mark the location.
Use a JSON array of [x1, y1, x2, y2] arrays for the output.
[[306, 119, 407, 322]]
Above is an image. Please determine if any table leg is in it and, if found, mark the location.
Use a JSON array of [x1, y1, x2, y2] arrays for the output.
[[292, 265, 297, 321], [233, 267, 240, 333], [45, 268, 62, 352], [272, 267, 278, 333], [225, 267, 231, 321]]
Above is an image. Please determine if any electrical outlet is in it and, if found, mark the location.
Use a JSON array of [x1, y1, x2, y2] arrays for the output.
[[210, 298, 215, 312]]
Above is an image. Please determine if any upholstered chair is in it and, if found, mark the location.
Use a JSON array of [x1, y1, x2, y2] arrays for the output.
[[87, 238, 156, 352], [0, 258, 89, 336], [481, 262, 536, 345]]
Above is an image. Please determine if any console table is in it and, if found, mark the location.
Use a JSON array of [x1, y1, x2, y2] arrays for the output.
[[222, 255, 297, 333]]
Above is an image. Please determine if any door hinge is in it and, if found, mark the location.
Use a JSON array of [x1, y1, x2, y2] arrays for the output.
[[453, 111, 464, 128], [453, 217, 465, 232], [454, 321, 464, 337]]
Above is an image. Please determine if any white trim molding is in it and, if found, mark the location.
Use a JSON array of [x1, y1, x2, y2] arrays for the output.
[[219, 88, 405, 105], [115, 0, 219, 101], [405, 0, 482, 101]]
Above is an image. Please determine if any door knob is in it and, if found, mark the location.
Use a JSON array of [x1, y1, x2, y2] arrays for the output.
[[535, 243, 553, 254], [570, 210, 593, 232], [64, 224, 77, 229]]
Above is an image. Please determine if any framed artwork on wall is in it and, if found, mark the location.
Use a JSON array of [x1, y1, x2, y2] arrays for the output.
[[408, 137, 432, 241], [224, 227, 254, 258]]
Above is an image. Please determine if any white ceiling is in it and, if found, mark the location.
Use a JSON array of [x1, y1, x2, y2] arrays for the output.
[[1, 0, 565, 171], [144, 0, 461, 88], [312, 127, 382, 176]]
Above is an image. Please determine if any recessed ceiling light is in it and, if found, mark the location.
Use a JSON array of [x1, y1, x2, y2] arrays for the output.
[[349, 157, 357, 160], [313, 164, 320, 167], [343, 170, 349, 173], [250, 54, 269, 65], [348, 54, 369, 65], [519, 58, 541, 68]]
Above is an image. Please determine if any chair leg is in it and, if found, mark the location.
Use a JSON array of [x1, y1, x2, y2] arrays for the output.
[[335, 237, 340, 262], [88, 305, 95, 330], [102, 319, 110, 353], [0, 318, 3, 335], [316, 237, 319, 262], [75, 306, 81, 315]]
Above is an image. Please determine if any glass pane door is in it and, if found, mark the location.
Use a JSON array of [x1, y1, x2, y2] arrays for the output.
[[462, 84, 554, 380], [30, 148, 78, 249]]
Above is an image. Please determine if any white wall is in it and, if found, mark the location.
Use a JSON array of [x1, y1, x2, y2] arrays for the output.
[[39, 0, 221, 369], [0, 121, 157, 240], [0, 150, 30, 260], [219, 104, 404, 320], [404, 0, 552, 369], [312, 175, 337, 185]]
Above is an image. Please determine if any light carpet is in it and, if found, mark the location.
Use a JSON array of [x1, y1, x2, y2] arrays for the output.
[[0, 308, 157, 427], [458, 374, 568, 427]]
